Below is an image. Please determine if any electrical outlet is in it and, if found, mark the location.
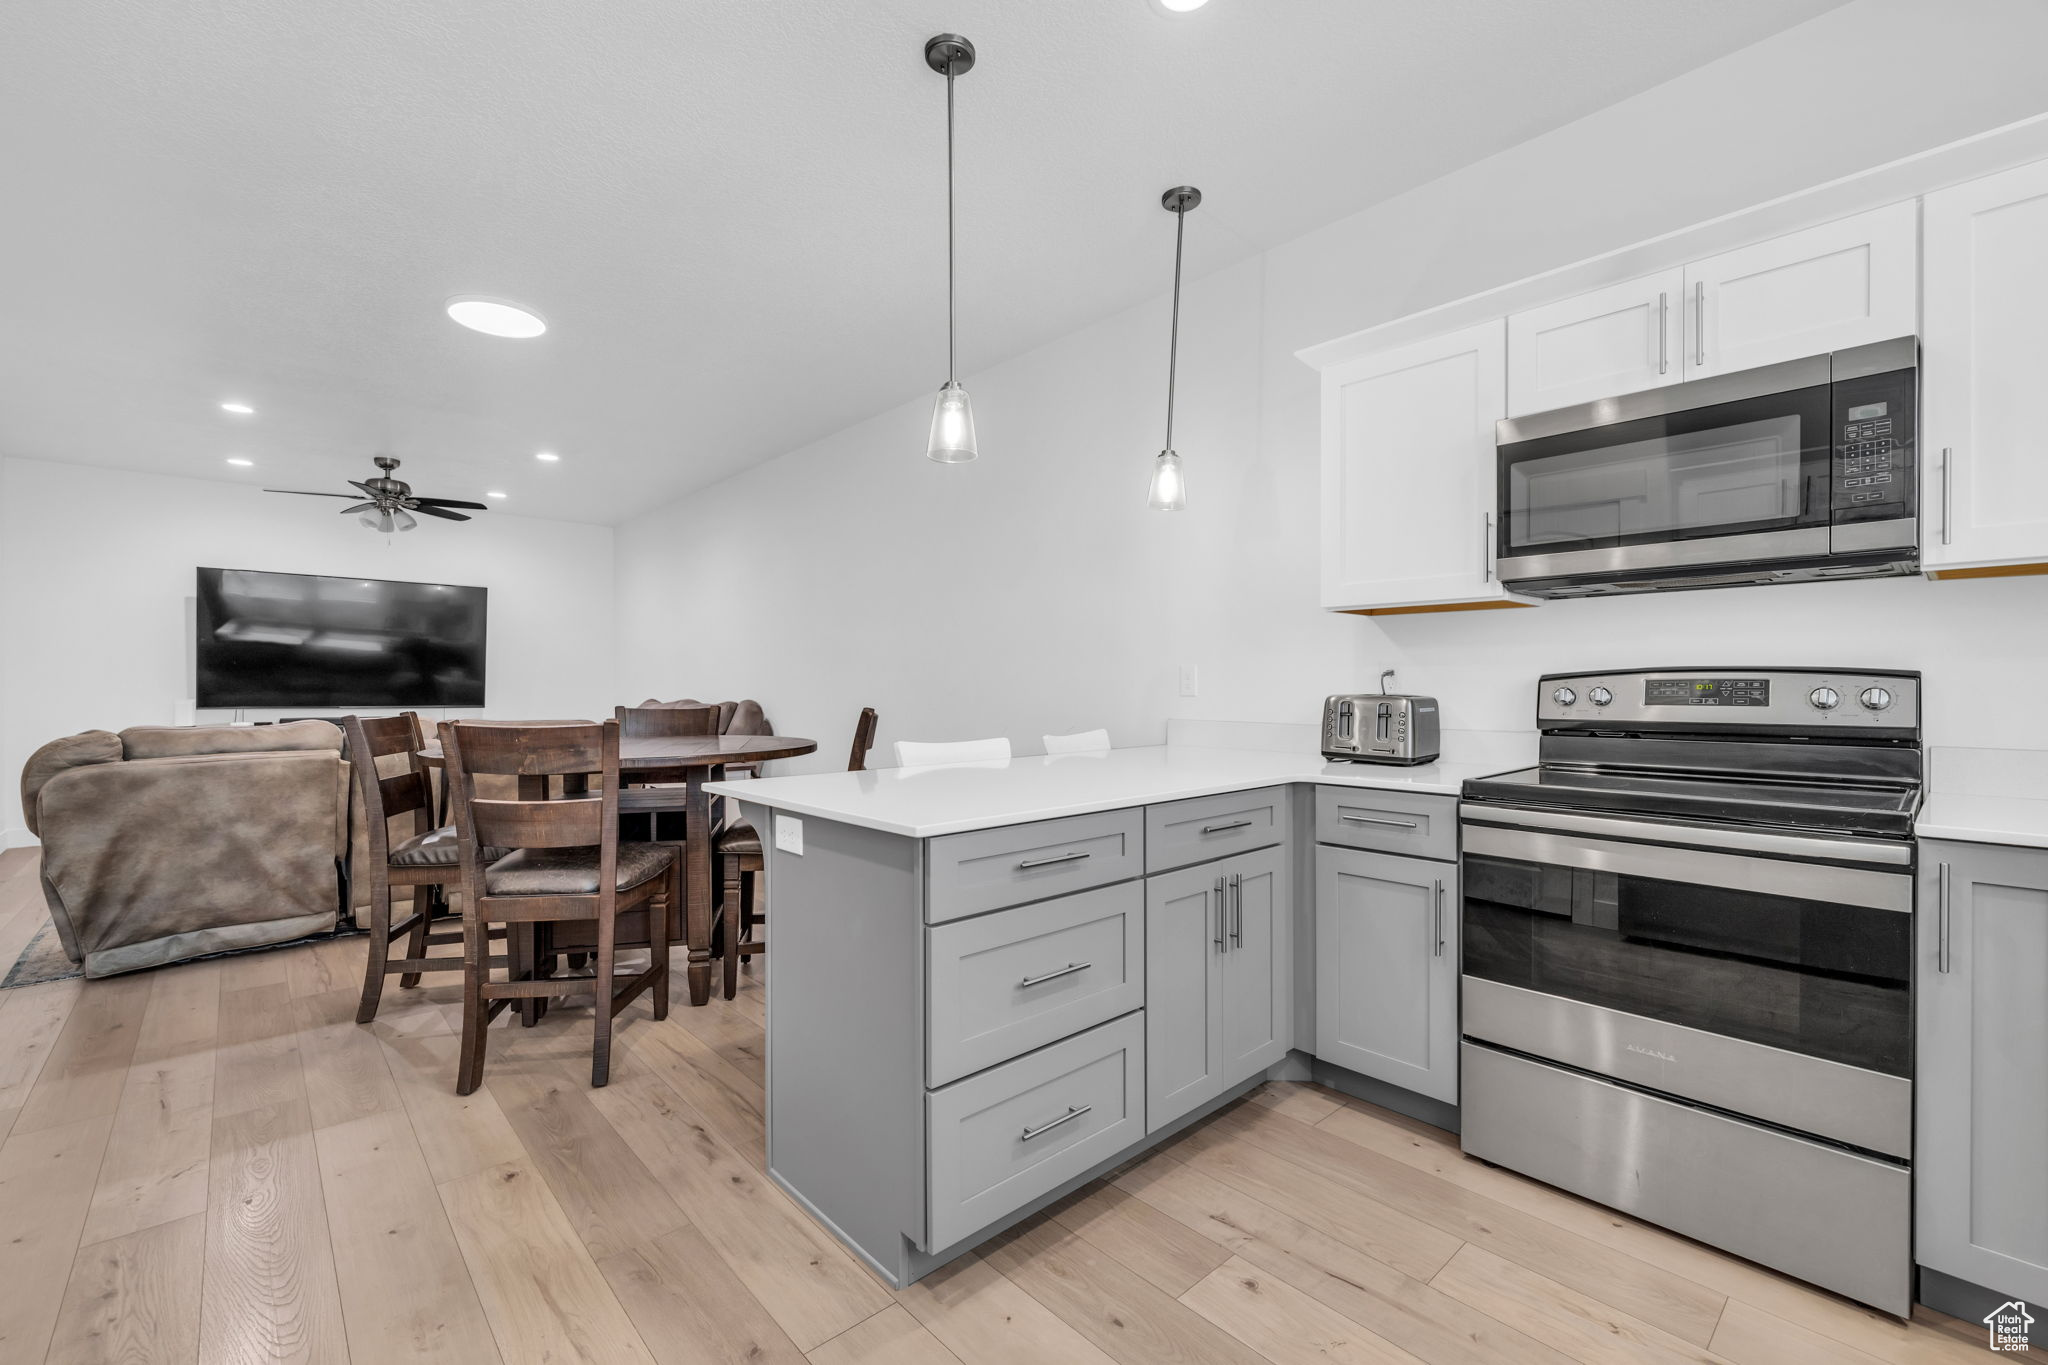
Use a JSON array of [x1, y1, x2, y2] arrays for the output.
[[1179, 663, 1199, 697], [775, 814, 803, 855]]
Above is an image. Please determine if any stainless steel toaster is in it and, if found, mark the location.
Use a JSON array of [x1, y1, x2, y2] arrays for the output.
[[1322, 677, 1440, 765]]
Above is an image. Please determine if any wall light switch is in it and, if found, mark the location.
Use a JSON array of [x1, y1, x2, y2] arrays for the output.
[[775, 814, 804, 855], [1179, 664, 1200, 697]]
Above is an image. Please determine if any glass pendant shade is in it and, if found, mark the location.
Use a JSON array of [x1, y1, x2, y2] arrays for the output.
[[1147, 449, 1186, 511], [359, 507, 418, 533], [926, 381, 978, 463]]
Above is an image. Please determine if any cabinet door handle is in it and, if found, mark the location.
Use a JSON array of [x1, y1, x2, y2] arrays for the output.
[[1214, 877, 1227, 952], [1230, 873, 1243, 947], [1937, 861, 1952, 974], [1433, 879, 1445, 957], [1341, 813, 1418, 829], [1694, 281, 1705, 366], [1482, 512, 1494, 583], [1657, 292, 1668, 375], [1020, 1104, 1092, 1142], [1018, 961, 1091, 988], [1940, 448, 1953, 547], [1202, 819, 1253, 835], [1018, 850, 1090, 870]]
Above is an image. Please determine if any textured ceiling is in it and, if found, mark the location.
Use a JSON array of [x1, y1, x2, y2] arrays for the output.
[[0, 0, 1839, 524]]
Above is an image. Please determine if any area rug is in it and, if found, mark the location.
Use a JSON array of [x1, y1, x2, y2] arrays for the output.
[[2, 919, 367, 990]]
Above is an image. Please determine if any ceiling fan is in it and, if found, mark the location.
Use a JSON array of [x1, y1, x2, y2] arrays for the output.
[[265, 456, 489, 533]]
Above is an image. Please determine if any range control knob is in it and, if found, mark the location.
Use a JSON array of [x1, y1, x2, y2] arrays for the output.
[[1809, 686, 1841, 711], [1588, 686, 1614, 707], [1859, 686, 1894, 712], [1551, 686, 1578, 707]]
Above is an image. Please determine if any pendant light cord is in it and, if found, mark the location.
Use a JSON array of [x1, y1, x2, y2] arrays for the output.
[[1165, 203, 1186, 451], [946, 67, 957, 386]]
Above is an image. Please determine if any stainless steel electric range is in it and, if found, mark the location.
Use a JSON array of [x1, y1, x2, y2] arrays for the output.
[[1458, 667, 1921, 1315]]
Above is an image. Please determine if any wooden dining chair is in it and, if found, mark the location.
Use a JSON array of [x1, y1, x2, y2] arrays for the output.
[[441, 719, 676, 1093], [893, 736, 1011, 767], [1043, 728, 1111, 754], [714, 707, 878, 998], [344, 712, 509, 1025]]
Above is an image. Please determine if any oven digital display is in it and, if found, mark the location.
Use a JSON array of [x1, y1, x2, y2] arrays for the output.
[[1644, 678, 1771, 707]]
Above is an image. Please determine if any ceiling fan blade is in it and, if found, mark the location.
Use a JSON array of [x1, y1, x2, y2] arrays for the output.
[[412, 505, 472, 522], [411, 497, 490, 510], [339, 502, 377, 514], [347, 479, 380, 497], [264, 488, 358, 498]]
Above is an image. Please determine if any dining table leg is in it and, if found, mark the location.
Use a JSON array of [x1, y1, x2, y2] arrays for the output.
[[684, 764, 720, 1006]]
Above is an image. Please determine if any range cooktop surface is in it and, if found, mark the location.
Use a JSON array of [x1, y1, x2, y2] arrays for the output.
[[1463, 764, 1921, 838]]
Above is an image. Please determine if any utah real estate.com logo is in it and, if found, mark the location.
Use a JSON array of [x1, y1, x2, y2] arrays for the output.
[[1984, 1299, 2035, 1353]]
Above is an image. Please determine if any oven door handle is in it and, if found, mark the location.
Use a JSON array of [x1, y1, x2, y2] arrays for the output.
[[1458, 803, 1912, 866], [1460, 823, 1912, 913]]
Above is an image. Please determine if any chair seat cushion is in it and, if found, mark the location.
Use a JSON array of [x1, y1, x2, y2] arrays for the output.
[[717, 820, 761, 855], [388, 826, 507, 868], [485, 842, 675, 897]]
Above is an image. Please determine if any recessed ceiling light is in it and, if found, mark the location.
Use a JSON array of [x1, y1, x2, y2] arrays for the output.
[[535, 451, 560, 462], [446, 297, 547, 339], [486, 490, 509, 498], [220, 401, 255, 415], [1153, 0, 1210, 11], [225, 457, 254, 467]]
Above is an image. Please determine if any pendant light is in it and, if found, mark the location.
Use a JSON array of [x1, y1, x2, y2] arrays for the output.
[[924, 33, 978, 463], [1149, 186, 1201, 510]]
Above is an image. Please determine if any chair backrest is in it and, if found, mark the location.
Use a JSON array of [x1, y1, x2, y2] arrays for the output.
[[1042, 729, 1110, 754], [615, 703, 720, 738], [341, 714, 433, 859], [847, 707, 880, 772], [441, 721, 620, 888], [892, 736, 1011, 768]]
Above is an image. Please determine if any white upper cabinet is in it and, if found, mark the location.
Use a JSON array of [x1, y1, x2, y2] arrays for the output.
[[1683, 201, 1918, 380], [1923, 158, 2048, 573], [1319, 318, 1530, 613], [1506, 269, 1684, 417]]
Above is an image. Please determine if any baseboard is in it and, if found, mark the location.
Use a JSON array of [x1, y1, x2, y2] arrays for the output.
[[1918, 1266, 2045, 1348], [1307, 1054, 1461, 1133], [2, 827, 39, 851]]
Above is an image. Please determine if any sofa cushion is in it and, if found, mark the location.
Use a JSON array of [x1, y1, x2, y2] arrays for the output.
[[121, 720, 342, 761], [19, 730, 122, 837], [717, 820, 762, 855], [388, 826, 508, 868], [484, 843, 675, 897]]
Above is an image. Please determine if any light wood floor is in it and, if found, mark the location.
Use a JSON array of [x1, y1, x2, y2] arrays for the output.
[[0, 846, 1994, 1365]]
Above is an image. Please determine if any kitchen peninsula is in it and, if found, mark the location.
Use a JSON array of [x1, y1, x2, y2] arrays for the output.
[[707, 741, 1525, 1287]]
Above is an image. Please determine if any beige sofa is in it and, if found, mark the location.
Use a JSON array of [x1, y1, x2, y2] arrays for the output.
[[20, 722, 351, 977]]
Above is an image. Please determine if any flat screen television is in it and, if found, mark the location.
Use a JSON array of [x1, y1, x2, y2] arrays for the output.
[[195, 567, 487, 709]]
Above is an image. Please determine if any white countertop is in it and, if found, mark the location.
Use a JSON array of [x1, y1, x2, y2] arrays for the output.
[[705, 744, 1523, 838], [1916, 794, 2048, 850]]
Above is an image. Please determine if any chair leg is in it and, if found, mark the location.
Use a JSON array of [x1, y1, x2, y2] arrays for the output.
[[652, 872, 673, 1023], [516, 925, 542, 1027], [355, 883, 394, 1025], [397, 883, 433, 989], [456, 904, 490, 1096], [591, 909, 619, 1088], [721, 854, 741, 1000]]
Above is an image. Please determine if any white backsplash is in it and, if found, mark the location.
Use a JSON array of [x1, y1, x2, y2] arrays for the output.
[[1168, 717, 1536, 770]]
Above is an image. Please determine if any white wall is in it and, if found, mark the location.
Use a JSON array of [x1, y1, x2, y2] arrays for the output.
[[2, 456, 614, 843], [615, 0, 2048, 772]]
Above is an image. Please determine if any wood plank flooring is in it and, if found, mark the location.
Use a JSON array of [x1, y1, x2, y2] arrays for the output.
[[0, 846, 1993, 1365]]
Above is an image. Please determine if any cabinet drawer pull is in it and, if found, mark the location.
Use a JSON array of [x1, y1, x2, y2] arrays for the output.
[[1018, 961, 1091, 989], [1694, 280, 1705, 366], [1482, 512, 1494, 583], [1433, 878, 1445, 957], [1940, 448, 1953, 547], [1214, 877, 1227, 952], [1229, 873, 1243, 947], [1202, 819, 1254, 835], [1936, 861, 1952, 974], [1341, 813, 1418, 829], [1017, 850, 1091, 870], [1020, 1104, 1092, 1142]]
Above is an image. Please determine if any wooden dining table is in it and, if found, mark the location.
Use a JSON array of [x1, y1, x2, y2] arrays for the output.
[[418, 731, 818, 1006]]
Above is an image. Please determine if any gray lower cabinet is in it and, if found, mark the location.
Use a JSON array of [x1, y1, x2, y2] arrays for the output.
[[1916, 840, 2048, 1308], [1314, 845, 1459, 1104], [1145, 844, 1292, 1132]]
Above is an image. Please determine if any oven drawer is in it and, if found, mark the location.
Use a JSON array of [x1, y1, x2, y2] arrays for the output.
[[926, 1012, 1143, 1251], [1461, 1042, 1910, 1315], [1145, 787, 1288, 873], [926, 808, 1144, 924], [926, 882, 1144, 1086], [1316, 787, 1456, 862]]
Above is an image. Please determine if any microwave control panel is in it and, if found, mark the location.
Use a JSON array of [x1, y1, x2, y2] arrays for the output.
[[1830, 364, 1916, 523]]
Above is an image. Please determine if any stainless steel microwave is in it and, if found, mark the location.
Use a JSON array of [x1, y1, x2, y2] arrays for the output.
[[1494, 337, 1918, 597]]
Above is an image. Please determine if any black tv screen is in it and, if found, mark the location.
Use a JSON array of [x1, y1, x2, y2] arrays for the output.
[[195, 567, 487, 709]]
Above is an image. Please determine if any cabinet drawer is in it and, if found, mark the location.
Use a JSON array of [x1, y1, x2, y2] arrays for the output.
[[926, 808, 1143, 924], [926, 1012, 1144, 1251], [1315, 786, 1456, 861], [1145, 787, 1288, 873], [927, 882, 1144, 1086]]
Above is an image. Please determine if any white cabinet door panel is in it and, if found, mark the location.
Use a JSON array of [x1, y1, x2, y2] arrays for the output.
[[1923, 158, 2048, 571], [1144, 864, 1223, 1133], [1219, 846, 1290, 1084], [1313, 847, 1458, 1104], [1685, 201, 1917, 380], [1507, 270, 1683, 416]]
